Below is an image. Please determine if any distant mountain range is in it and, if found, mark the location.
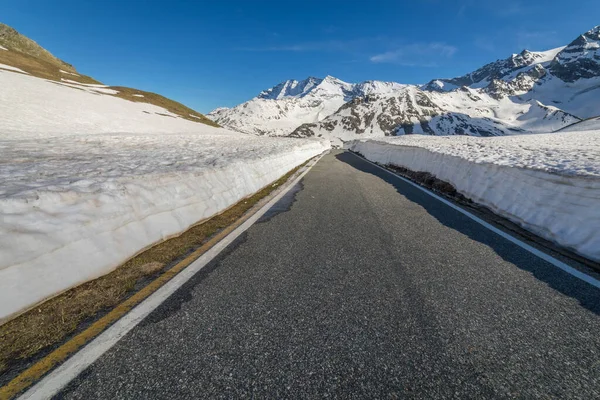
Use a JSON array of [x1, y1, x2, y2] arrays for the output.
[[209, 26, 600, 144]]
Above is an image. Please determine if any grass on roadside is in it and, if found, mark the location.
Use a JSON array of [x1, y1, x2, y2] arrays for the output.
[[0, 164, 305, 374]]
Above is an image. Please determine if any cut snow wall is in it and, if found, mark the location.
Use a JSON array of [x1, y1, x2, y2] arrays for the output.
[[0, 141, 329, 323], [348, 140, 600, 262]]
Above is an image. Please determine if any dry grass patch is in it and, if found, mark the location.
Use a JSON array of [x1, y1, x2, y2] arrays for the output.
[[110, 86, 220, 126], [0, 49, 100, 84], [0, 163, 304, 375]]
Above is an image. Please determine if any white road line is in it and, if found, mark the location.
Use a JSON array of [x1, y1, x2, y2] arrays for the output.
[[18, 153, 327, 400], [351, 152, 600, 290]]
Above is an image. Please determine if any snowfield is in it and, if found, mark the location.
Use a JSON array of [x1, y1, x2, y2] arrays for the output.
[[347, 131, 600, 262], [0, 70, 330, 322]]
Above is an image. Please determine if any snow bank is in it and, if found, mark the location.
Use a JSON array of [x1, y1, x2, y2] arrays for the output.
[[0, 134, 328, 321], [347, 131, 600, 261], [0, 69, 330, 322]]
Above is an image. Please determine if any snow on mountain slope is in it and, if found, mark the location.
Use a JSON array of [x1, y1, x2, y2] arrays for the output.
[[291, 86, 579, 145], [422, 47, 564, 92], [558, 116, 600, 132], [348, 130, 600, 261], [0, 70, 226, 137], [423, 26, 600, 119], [0, 23, 218, 127], [210, 26, 599, 143], [207, 76, 408, 136], [0, 67, 330, 322], [550, 26, 600, 82]]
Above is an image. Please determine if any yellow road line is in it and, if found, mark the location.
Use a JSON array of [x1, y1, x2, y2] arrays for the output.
[[0, 168, 293, 400]]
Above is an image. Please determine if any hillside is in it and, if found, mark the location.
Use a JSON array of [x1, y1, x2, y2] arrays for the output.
[[210, 25, 600, 144], [0, 23, 218, 127]]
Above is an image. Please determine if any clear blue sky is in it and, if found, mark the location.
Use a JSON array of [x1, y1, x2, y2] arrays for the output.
[[3, 0, 598, 113]]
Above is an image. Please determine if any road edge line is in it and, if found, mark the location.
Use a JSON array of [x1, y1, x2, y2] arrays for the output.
[[350, 151, 600, 289], [14, 152, 326, 400]]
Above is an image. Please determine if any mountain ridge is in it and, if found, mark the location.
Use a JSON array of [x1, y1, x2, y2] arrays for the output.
[[210, 25, 600, 142], [207, 76, 407, 136]]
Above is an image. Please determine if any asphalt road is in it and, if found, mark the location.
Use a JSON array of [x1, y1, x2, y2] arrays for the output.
[[57, 151, 600, 399]]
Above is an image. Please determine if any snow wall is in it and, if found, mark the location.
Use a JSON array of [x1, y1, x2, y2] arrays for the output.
[[0, 141, 329, 323], [347, 140, 600, 262]]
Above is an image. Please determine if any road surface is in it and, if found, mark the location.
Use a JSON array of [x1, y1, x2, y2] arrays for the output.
[[57, 151, 600, 399]]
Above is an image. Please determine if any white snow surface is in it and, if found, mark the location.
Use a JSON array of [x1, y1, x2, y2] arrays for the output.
[[0, 63, 29, 74], [559, 116, 600, 132], [59, 69, 80, 77], [0, 45, 7, 51], [0, 69, 330, 321], [348, 131, 600, 261], [0, 71, 222, 136]]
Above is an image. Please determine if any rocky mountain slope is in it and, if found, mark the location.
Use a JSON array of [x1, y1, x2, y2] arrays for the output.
[[210, 26, 600, 143], [207, 76, 407, 136], [0, 23, 217, 127]]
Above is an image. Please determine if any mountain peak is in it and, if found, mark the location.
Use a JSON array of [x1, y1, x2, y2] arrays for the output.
[[257, 76, 323, 100], [584, 25, 600, 38], [256, 75, 354, 100], [550, 25, 600, 82]]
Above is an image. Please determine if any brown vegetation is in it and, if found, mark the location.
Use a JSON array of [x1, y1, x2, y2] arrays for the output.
[[111, 87, 220, 126]]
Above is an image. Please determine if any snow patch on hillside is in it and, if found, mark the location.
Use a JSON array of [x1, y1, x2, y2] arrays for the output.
[[0, 63, 28, 74], [0, 71, 226, 137], [59, 69, 80, 77]]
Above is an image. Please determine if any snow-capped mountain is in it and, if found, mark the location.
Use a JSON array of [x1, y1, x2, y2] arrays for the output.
[[290, 86, 578, 144], [421, 47, 564, 92], [550, 25, 600, 82], [210, 26, 600, 143], [207, 76, 407, 136]]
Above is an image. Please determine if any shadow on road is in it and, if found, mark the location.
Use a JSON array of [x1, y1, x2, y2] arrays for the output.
[[335, 151, 600, 316]]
